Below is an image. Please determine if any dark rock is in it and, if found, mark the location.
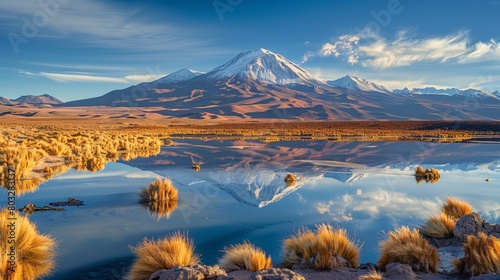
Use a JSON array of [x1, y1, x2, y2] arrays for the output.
[[454, 213, 500, 241], [20, 203, 64, 214], [149, 265, 226, 280], [454, 213, 484, 240], [484, 223, 500, 238], [251, 268, 305, 280], [384, 263, 418, 280], [470, 274, 500, 280], [49, 197, 84, 207]]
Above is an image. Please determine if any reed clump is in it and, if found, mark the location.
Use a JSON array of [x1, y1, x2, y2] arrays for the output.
[[420, 197, 473, 238], [414, 166, 441, 183], [282, 224, 360, 270], [378, 226, 438, 273], [0, 208, 57, 279], [452, 232, 500, 276], [139, 177, 179, 219], [284, 173, 297, 186], [0, 127, 163, 195], [218, 241, 272, 272], [127, 232, 199, 280]]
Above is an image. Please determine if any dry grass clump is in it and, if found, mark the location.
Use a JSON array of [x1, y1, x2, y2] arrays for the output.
[[218, 241, 272, 272], [378, 226, 438, 273], [284, 173, 297, 186], [192, 164, 201, 171], [419, 197, 473, 238], [0, 208, 57, 279], [452, 232, 500, 276], [358, 269, 383, 280], [139, 177, 178, 204], [419, 212, 456, 238], [282, 224, 360, 270], [441, 197, 473, 220], [1, 128, 163, 194], [127, 232, 199, 280], [414, 166, 441, 183], [139, 177, 178, 219]]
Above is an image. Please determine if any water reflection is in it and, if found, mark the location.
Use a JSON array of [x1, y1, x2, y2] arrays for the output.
[[1, 135, 161, 195], [414, 166, 441, 184], [138, 177, 179, 220], [7, 140, 500, 278], [129, 140, 498, 209]]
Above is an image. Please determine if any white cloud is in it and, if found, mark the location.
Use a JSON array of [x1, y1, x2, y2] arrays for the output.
[[307, 30, 500, 69], [314, 194, 354, 222], [351, 189, 440, 218], [21, 71, 164, 83], [320, 35, 360, 65], [0, 0, 209, 51]]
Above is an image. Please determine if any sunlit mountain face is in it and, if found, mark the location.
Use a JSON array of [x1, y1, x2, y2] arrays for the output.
[[61, 49, 500, 120]]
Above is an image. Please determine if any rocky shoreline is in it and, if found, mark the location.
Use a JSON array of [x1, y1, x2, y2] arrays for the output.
[[141, 212, 500, 280], [55, 213, 500, 280]]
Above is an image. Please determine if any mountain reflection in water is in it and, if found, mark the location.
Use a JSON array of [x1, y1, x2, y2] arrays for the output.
[[13, 140, 500, 278]]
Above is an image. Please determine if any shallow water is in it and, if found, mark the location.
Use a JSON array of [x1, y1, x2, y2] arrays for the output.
[[10, 140, 500, 279]]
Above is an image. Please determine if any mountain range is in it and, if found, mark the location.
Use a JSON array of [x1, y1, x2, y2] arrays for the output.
[[3, 48, 500, 120], [0, 94, 63, 106]]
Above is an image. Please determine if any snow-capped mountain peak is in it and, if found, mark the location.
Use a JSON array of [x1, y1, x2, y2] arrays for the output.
[[156, 68, 203, 84], [203, 48, 325, 85], [328, 75, 391, 94]]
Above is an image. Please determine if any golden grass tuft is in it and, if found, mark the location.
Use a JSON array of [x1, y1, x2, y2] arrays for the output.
[[127, 232, 199, 280], [441, 197, 473, 220], [1, 128, 163, 192], [282, 224, 360, 270], [414, 166, 441, 184], [378, 226, 438, 273], [139, 177, 178, 219], [284, 173, 297, 187], [0, 208, 57, 279], [218, 241, 272, 272], [452, 232, 500, 276], [358, 269, 383, 280], [419, 212, 456, 238], [139, 177, 178, 204], [142, 199, 179, 220]]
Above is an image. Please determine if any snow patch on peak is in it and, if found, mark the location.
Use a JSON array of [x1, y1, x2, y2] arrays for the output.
[[328, 75, 391, 94], [203, 48, 325, 85], [157, 68, 203, 84], [394, 87, 500, 99]]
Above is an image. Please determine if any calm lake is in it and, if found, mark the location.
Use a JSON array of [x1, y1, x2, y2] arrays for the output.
[[13, 140, 500, 279]]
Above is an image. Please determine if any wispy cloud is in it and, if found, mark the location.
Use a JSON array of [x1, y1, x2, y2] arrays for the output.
[[1, 0, 210, 52], [315, 194, 353, 222], [304, 30, 500, 69], [21, 71, 164, 83]]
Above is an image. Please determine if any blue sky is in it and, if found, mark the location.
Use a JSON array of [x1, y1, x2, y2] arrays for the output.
[[1, 0, 499, 101]]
